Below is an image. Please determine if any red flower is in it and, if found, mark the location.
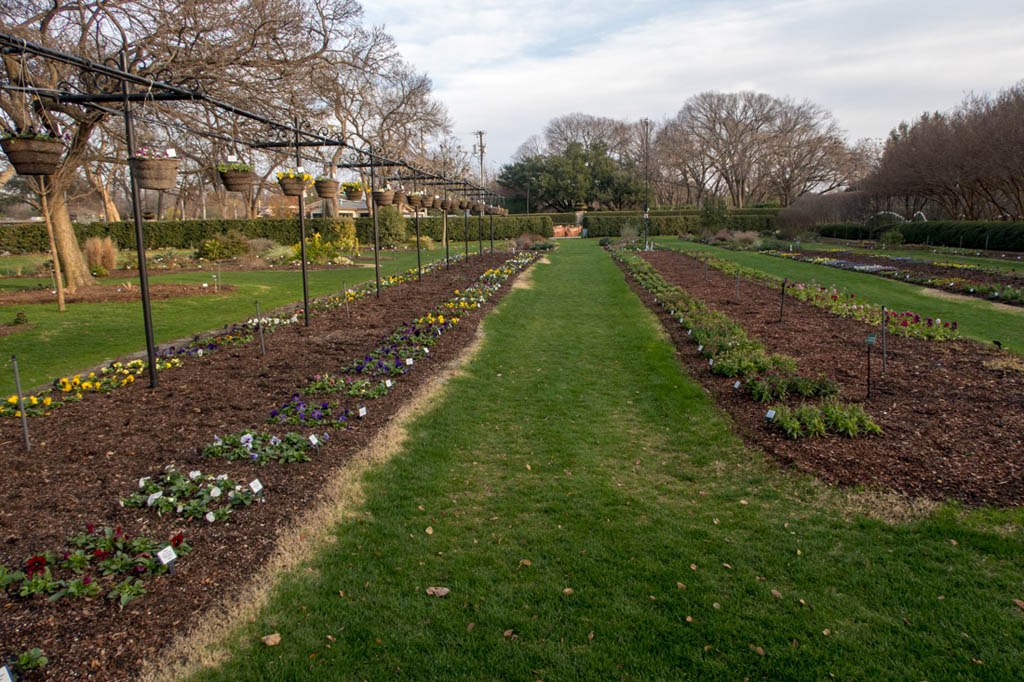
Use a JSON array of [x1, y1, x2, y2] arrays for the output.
[[82, 574, 93, 585], [26, 555, 47, 577], [170, 532, 184, 548], [114, 525, 123, 538], [86, 523, 95, 533], [93, 548, 110, 560]]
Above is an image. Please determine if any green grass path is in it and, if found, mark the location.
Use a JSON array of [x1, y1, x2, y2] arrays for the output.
[[0, 249, 444, 395], [191, 240, 1024, 681], [654, 238, 1024, 355]]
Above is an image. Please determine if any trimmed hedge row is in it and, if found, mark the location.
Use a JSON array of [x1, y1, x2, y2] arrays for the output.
[[582, 212, 776, 237], [816, 221, 1024, 251], [0, 215, 554, 253]]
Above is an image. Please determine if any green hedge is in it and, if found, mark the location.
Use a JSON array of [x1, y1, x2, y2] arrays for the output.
[[816, 221, 1024, 251], [0, 215, 554, 253], [582, 212, 776, 237]]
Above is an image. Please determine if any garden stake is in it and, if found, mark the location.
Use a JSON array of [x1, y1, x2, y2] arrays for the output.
[[477, 211, 483, 255], [255, 300, 266, 356], [881, 305, 887, 373], [12, 355, 30, 452], [489, 213, 494, 253], [778, 280, 787, 322], [463, 209, 469, 261], [414, 209, 422, 280], [867, 342, 872, 399]]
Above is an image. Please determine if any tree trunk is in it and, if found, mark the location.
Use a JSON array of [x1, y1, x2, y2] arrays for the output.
[[0, 166, 14, 190], [47, 188, 95, 292]]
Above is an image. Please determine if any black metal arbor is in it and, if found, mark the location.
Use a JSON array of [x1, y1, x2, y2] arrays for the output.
[[0, 31, 504, 389]]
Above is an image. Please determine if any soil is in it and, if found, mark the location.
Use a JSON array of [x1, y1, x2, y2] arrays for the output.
[[0, 253, 521, 681], [0, 283, 238, 306], [620, 249, 1024, 508]]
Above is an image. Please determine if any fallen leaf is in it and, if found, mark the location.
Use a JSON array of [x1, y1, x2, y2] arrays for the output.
[[467, 623, 475, 632], [756, 576, 766, 581], [1013, 599, 1024, 611], [799, 599, 807, 606], [822, 629, 831, 636], [519, 559, 532, 567], [417, 505, 424, 511], [526, 464, 531, 470], [722, 563, 732, 569], [425, 527, 434, 535], [690, 564, 697, 570], [563, 588, 574, 595], [588, 631, 595, 641], [771, 589, 783, 599], [503, 629, 515, 637], [425, 586, 450, 597], [791, 639, 799, 648], [713, 518, 720, 525], [261, 633, 281, 646], [703, 644, 712, 652], [676, 582, 686, 589], [338, 590, 344, 597], [686, 616, 693, 623], [739, 499, 748, 505], [326, 635, 335, 642], [948, 538, 958, 546], [713, 602, 721, 610], [752, 645, 765, 656]]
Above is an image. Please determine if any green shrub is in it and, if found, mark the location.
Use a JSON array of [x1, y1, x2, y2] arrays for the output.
[[375, 206, 406, 248], [197, 230, 249, 260], [816, 220, 1024, 251], [879, 228, 904, 247], [90, 264, 109, 277]]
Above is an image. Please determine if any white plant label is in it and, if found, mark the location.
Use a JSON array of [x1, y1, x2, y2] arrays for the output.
[[709, 359, 714, 366], [697, 345, 703, 352], [158, 546, 178, 566], [423, 347, 429, 355], [227, 154, 237, 162], [166, 148, 177, 158], [358, 406, 368, 418], [1, 666, 14, 682], [249, 479, 263, 495], [687, 330, 692, 336], [734, 381, 741, 389], [146, 492, 163, 507], [385, 379, 393, 389], [205, 511, 216, 523], [210, 486, 222, 498], [766, 410, 777, 420], [309, 434, 319, 446], [405, 358, 414, 366]]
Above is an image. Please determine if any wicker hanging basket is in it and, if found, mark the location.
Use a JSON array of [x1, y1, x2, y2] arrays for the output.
[[407, 194, 423, 208], [278, 177, 308, 197], [315, 179, 339, 199], [456, 199, 467, 210], [372, 189, 395, 205], [344, 187, 364, 201], [220, 170, 254, 192], [1, 137, 64, 176], [392, 190, 407, 206], [473, 202, 485, 213], [129, 157, 179, 190], [440, 199, 453, 211]]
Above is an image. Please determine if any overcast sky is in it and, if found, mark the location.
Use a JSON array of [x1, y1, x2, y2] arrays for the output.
[[360, 0, 1024, 173]]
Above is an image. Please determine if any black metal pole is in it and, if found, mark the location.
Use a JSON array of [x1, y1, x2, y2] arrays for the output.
[[294, 122, 310, 325], [443, 189, 450, 270], [867, 345, 872, 399], [478, 211, 483, 255], [370, 149, 382, 297], [778, 280, 786, 323], [255, 300, 266, 356], [464, 208, 469, 261], [122, 50, 158, 388], [489, 213, 494, 253], [415, 209, 422, 281]]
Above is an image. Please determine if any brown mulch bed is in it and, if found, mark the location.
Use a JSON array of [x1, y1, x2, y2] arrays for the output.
[[797, 248, 1024, 287], [621, 249, 1024, 507], [0, 253, 520, 680], [0, 283, 238, 306]]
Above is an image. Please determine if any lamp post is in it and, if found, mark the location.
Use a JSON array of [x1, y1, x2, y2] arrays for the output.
[[641, 117, 651, 249]]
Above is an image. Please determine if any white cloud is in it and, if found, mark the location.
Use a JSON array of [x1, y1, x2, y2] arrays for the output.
[[361, 0, 1024, 166]]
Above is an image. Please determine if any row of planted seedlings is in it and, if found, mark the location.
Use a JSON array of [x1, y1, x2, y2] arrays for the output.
[[0, 250, 490, 620], [762, 249, 1024, 306], [611, 247, 881, 440], [666, 245, 961, 339], [1, 252, 470, 418]]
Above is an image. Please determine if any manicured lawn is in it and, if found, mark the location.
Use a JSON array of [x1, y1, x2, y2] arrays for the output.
[[189, 240, 1024, 681], [0, 248, 452, 394], [654, 238, 1024, 355]]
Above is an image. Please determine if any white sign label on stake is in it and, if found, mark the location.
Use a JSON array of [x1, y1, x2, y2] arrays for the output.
[[405, 358, 414, 366], [385, 379, 393, 389], [166, 148, 177, 158], [709, 359, 714, 366], [1, 665, 14, 682], [157, 546, 178, 565], [734, 381, 741, 389], [358, 406, 367, 418], [697, 345, 703, 352], [309, 434, 319, 446], [249, 479, 263, 495], [766, 409, 777, 420], [423, 347, 429, 355], [687, 330, 692, 336]]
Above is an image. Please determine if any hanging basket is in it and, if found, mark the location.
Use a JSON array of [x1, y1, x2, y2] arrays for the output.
[[473, 202, 485, 213], [440, 199, 454, 211], [430, 197, 442, 209], [220, 170, 254, 192], [278, 177, 308, 197], [1, 137, 64, 176], [393, 190, 408, 206], [407, 194, 423, 208], [372, 189, 395, 205], [315, 180, 339, 199], [130, 157, 179, 190], [344, 188, 364, 201]]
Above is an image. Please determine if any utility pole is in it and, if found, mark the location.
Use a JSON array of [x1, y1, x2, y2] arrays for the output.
[[472, 130, 486, 184]]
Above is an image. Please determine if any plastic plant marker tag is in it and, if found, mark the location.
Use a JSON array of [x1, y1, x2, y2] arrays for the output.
[[766, 410, 776, 420], [709, 359, 714, 366], [166, 148, 177, 158], [385, 379, 393, 389], [309, 434, 319, 446], [205, 512, 216, 523], [697, 345, 703, 352], [423, 347, 429, 354], [1, 666, 13, 682], [358, 406, 367, 418], [734, 381, 741, 389], [249, 479, 263, 495], [227, 154, 237, 162], [405, 358, 414, 366], [146, 492, 163, 507], [688, 329, 692, 336], [866, 334, 877, 346], [158, 546, 177, 566]]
